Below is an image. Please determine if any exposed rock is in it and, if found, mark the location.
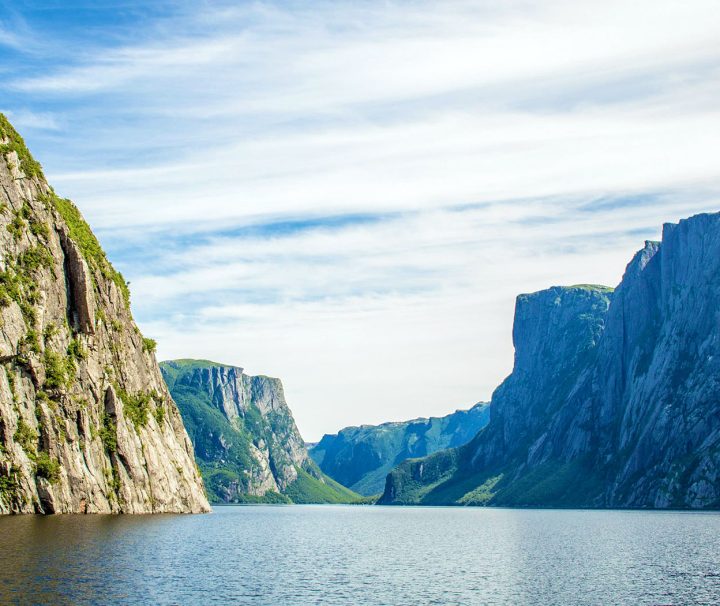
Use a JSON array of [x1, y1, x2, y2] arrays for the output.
[[381, 213, 720, 509], [0, 113, 209, 514], [58, 229, 95, 334], [161, 359, 361, 503], [309, 402, 490, 495]]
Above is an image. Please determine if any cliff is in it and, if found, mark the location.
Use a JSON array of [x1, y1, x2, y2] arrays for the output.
[[0, 114, 209, 514], [381, 214, 720, 508], [160, 359, 362, 504], [309, 402, 490, 495]]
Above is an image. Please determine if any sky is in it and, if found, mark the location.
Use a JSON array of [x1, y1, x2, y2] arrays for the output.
[[1, 0, 719, 441]]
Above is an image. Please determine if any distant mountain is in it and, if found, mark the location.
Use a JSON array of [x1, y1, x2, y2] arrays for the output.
[[0, 114, 208, 515], [309, 403, 490, 495], [160, 359, 361, 504], [381, 213, 720, 509]]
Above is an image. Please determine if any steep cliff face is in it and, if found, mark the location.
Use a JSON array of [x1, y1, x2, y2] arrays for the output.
[[160, 359, 361, 503], [379, 285, 612, 505], [575, 217, 720, 508], [0, 115, 209, 514], [309, 402, 490, 495], [382, 213, 720, 508]]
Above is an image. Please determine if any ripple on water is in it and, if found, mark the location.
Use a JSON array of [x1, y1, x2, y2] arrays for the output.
[[1, 506, 720, 605]]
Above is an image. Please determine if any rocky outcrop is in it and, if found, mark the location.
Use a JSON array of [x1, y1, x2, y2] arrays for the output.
[[0, 114, 209, 514], [381, 213, 720, 508], [309, 402, 490, 495], [161, 359, 361, 503]]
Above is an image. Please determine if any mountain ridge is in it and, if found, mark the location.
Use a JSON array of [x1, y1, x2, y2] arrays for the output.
[[381, 213, 720, 509], [161, 358, 362, 504], [310, 401, 490, 495]]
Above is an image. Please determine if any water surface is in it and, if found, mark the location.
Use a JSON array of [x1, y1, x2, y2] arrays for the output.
[[1, 505, 719, 605]]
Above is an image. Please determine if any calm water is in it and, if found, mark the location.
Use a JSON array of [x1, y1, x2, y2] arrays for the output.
[[1, 505, 720, 605]]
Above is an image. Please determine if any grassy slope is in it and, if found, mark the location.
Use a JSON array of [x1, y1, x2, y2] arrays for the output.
[[284, 461, 365, 504], [383, 447, 606, 507]]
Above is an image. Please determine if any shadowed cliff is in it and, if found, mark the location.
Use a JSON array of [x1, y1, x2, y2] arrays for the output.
[[381, 213, 720, 508]]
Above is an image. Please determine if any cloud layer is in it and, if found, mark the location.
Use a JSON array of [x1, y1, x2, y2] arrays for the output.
[[1, 0, 719, 439]]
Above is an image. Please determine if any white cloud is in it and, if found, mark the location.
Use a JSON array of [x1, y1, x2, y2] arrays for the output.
[[3, 0, 720, 439]]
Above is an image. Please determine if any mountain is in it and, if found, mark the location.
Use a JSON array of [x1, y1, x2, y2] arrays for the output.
[[0, 114, 209, 514], [381, 212, 720, 509], [160, 359, 362, 504], [309, 402, 490, 495]]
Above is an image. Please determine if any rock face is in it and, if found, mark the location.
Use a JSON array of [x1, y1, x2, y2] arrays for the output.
[[381, 213, 720, 508], [160, 359, 361, 503], [309, 402, 490, 495], [0, 114, 209, 514]]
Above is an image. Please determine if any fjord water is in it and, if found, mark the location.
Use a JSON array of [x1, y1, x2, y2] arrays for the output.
[[1, 506, 719, 605]]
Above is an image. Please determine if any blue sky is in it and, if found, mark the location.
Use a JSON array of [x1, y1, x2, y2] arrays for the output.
[[2, 0, 720, 440]]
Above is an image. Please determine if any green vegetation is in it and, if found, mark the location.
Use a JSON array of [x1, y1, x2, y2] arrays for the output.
[[457, 474, 503, 505], [491, 458, 603, 507], [13, 419, 37, 454], [29, 216, 49, 239], [102, 465, 121, 498], [23, 329, 41, 354], [114, 385, 159, 428], [43, 323, 58, 341], [142, 337, 157, 354], [6, 213, 24, 240], [99, 414, 118, 453], [231, 491, 292, 505], [385, 453, 607, 508], [34, 452, 61, 483], [199, 468, 293, 504], [0, 270, 21, 308], [18, 245, 54, 273], [154, 403, 166, 425], [162, 359, 228, 375], [379, 448, 461, 505], [44, 349, 76, 391], [67, 338, 87, 362], [0, 113, 44, 179], [169, 378, 258, 478], [0, 246, 54, 326], [284, 463, 364, 504], [5, 368, 17, 403], [0, 467, 20, 502], [569, 284, 615, 293], [161, 359, 363, 504]]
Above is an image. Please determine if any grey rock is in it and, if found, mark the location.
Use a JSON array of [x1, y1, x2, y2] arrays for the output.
[[0, 115, 209, 514], [382, 213, 720, 509]]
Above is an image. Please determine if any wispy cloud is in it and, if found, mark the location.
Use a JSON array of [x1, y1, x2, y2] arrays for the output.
[[1, 0, 719, 439]]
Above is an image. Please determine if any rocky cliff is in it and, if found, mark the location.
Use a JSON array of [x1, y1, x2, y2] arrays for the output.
[[381, 213, 720, 508], [0, 114, 209, 514], [309, 402, 490, 495], [160, 359, 361, 503]]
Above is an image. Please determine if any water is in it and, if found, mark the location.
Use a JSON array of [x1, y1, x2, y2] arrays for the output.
[[1, 505, 720, 605]]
